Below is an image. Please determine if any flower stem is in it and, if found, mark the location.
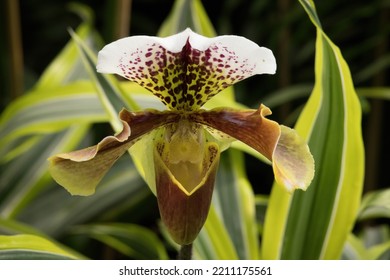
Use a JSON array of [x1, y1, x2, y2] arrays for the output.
[[178, 243, 193, 260]]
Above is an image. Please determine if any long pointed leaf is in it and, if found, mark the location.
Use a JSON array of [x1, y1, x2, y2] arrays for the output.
[[262, 0, 364, 259]]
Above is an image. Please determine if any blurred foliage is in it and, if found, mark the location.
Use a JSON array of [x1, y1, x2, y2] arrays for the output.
[[0, 0, 389, 259]]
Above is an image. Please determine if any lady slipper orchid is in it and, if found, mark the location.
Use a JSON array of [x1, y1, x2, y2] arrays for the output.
[[48, 28, 314, 245]]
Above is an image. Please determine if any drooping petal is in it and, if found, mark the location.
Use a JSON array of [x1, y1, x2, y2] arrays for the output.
[[97, 28, 276, 110], [191, 104, 314, 191], [192, 104, 280, 161], [48, 121, 133, 196], [48, 109, 179, 196], [154, 137, 220, 245], [272, 125, 315, 191]]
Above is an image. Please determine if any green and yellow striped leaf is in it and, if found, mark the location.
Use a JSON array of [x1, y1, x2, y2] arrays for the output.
[[0, 81, 106, 160], [262, 0, 364, 259], [0, 125, 90, 218], [0, 234, 83, 260], [0, 19, 106, 220]]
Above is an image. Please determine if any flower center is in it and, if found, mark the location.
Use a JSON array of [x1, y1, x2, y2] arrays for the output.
[[167, 119, 204, 164], [165, 119, 205, 193]]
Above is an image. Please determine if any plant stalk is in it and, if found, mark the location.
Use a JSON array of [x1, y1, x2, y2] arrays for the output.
[[6, 0, 23, 100], [178, 243, 193, 260]]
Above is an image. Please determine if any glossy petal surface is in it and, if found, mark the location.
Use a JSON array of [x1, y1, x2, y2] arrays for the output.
[[97, 28, 276, 110]]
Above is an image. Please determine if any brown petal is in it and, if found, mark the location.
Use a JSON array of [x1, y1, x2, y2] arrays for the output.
[[48, 109, 179, 196], [154, 140, 220, 245], [191, 105, 314, 191], [191, 104, 280, 161]]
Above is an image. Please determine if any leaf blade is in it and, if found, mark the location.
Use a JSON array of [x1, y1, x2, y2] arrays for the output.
[[262, 0, 364, 260], [0, 234, 81, 260], [358, 188, 390, 221], [73, 223, 168, 260]]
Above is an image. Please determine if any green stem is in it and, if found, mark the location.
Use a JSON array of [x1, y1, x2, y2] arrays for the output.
[[178, 243, 193, 260]]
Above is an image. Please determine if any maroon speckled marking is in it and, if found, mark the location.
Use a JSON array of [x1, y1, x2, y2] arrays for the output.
[[118, 38, 256, 110]]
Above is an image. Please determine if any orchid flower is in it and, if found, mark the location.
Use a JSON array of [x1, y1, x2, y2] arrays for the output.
[[48, 28, 314, 246]]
